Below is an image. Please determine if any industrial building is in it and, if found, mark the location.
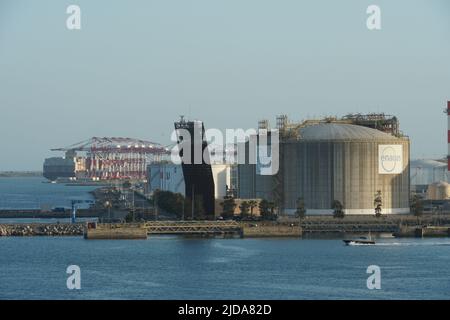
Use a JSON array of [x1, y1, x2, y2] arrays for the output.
[[410, 159, 448, 194], [408, 101, 450, 200], [148, 117, 239, 218], [165, 118, 242, 218], [148, 163, 186, 196], [147, 162, 234, 201], [427, 181, 450, 201], [238, 114, 410, 215], [409, 102, 450, 200], [43, 137, 169, 181], [173, 118, 216, 218]]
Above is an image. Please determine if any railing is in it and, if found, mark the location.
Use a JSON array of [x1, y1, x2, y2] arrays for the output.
[[143, 221, 242, 234], [300, 221, 399, 233]]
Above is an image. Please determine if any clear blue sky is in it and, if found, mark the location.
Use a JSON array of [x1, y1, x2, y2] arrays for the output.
[[0, 0, 449, 170]]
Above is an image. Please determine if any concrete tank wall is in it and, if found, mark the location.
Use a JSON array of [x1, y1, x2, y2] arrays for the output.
[[237, 123, 410, 215], [282, 139, 410, 214], [427, 181, 450, 200]]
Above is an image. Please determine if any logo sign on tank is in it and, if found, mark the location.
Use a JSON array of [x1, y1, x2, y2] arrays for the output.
[[378, 145, 403, 174]]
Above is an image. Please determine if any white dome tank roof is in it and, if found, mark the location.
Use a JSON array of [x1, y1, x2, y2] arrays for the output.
[[411, 159, 447, 168], [298, 123, 399, 141]]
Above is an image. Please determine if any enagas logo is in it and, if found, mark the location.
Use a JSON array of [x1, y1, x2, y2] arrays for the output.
[[381, 147, 400, 172], [379, 145, 403, 174]]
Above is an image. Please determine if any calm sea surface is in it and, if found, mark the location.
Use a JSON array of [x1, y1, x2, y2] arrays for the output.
[[1, 237, 450, 300], [0, 177, 96, 210], [1, 178, 450, 300]]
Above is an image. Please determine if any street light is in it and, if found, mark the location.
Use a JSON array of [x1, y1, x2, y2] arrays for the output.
[[191, 184, 195, 220], [154, 192, 158, 221], [104, 200, 112, 226]]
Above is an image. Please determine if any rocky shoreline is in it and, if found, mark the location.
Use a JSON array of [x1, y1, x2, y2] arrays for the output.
[[0, 224, 85, 237]]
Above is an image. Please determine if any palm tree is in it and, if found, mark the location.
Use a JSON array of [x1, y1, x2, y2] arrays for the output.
[[259, 199, 270, 220], [410, 194, 423, 216], [248, 200, 258, 217], [332, 200, 345, 219], [267, 201, 277, 220], [239, 201, 250, 218], [296, 197, 306, 220], [374, 190, 382, 218], [410, 194, 423, 225], [221, 195, 236, 219]]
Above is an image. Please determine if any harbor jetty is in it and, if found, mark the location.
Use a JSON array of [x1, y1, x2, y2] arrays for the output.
[[0, 223, 84, 237], [394, 226, 450, 237], [241, 222, 302, 238], [1, 214, 450, 238], [84, 222, 147, 240]]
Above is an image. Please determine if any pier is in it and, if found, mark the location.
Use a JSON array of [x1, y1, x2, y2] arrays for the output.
[[394, 226, 450, 237], [300, 220, 399, 233], [3, 214, 450, 238], [144, 221, 242, 236], [84, 221, 243, 239], [84, 223, 147, 240]]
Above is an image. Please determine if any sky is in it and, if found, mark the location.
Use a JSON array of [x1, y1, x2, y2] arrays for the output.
[[0, 0, 449, 170]]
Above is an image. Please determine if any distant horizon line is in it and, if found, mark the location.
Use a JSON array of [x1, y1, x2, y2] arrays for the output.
[[1, 154, 450, 173]]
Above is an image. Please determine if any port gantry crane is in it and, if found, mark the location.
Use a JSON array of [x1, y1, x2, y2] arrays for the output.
[[51, 137, 171, 180]]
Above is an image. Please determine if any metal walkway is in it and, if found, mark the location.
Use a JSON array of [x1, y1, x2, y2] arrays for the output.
[[144, 221, 242, 235], [300, 221, 399, 233]]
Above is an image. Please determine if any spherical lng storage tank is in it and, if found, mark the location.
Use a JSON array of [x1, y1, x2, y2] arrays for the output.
[[282, 123, 410, 215]]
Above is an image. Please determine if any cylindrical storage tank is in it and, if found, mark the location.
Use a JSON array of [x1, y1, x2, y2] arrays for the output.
[[282, 123, 410, 215], [427, 181, 450, 200], [410, 159, 448, 186]]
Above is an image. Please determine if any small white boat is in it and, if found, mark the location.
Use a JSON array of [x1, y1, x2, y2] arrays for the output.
[[343, 234, 375, 246]]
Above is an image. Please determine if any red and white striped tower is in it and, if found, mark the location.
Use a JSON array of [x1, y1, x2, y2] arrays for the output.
[[448, 101, 450, 170]]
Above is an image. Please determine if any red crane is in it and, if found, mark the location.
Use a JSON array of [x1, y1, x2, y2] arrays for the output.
[[51, 137, 170, 180]]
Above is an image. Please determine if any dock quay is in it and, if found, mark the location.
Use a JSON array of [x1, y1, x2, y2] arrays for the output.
[[394, 226, 450, 238], [84, 223, 147, 240], [84, 221, 242, 239], [0, 221, 244, 238], [242, 222, 302, 238], [2, 214, 450, 238], [299, 220, 399, 233]]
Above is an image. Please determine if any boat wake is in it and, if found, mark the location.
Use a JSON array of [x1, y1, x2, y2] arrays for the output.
[[346, 242, 375, 246], [345, 240, 450, 247], [374, 242, 450, 247]]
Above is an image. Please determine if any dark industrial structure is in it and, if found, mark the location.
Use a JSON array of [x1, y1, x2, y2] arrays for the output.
[[174, 117, 215, 219]]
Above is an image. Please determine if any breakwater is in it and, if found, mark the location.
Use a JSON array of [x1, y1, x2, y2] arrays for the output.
[[293, 214, 450, 233], [0, 223, 84, 236], [394, 226, 450, 237], [2, 214, 450, 238], [0, 209, 104, 219]]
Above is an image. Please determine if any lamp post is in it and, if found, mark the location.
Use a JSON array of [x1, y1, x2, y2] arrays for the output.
[[191, 184, 195, 220], [182, 197, 185, 221], [154, 192, 158, 221], [105, 200, 112, 226], [71, 200, 77, 224]]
